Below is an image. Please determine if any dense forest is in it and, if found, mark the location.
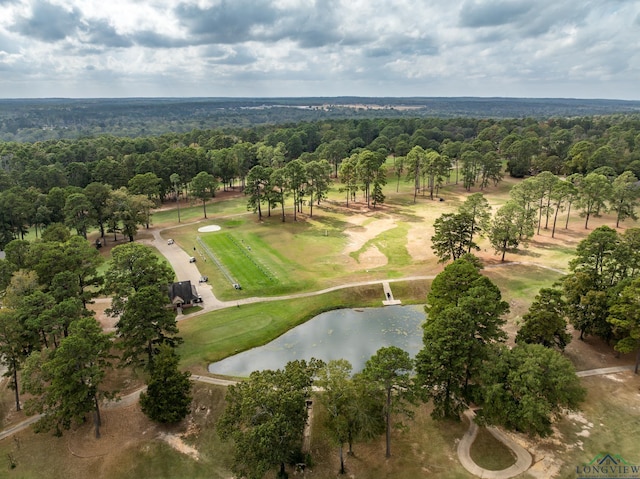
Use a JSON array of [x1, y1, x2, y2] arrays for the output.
[[1, 104, 640, 477], [2, 112, 640, 249], [2, 97, 640, 142]]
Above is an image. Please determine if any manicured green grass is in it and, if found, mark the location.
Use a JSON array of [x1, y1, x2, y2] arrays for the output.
[[178, 284, 394, 372], [198, 230, 297, 294], [168, 208, 361, 300], [484, 264, 564, 302]]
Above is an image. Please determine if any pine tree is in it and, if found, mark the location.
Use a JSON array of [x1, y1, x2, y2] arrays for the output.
[[140, 344, 192, 423]]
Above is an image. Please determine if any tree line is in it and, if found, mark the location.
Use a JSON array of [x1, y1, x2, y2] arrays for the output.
[[3, 98, 640, 142], [2, 114, 640, 246], [432, 169, 640, 263], [0, 234, 191, 436]]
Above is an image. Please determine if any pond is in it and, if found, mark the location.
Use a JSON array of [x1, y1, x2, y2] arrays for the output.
[[208, 305, 425, 377]]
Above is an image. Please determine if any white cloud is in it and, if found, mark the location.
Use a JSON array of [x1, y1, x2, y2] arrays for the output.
[[0, 0, 638, 99]]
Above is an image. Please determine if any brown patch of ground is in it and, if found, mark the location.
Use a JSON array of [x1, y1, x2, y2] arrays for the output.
[[357, 244, 388, 268], [89, 298, 117, 332], [406, 219, 436, 263], [65, 403, 155, 460], [564, 329, 637, 371], [343, 216, 396, 254]]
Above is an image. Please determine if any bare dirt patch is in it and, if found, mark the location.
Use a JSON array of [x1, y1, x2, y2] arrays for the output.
[[89, 298, 117, 332], [357, 244, 388, 268], [65, 404, 155, 460], [406, 221, 434, 263], [343, 215, 397, 254], [159, 432, 200, 460]]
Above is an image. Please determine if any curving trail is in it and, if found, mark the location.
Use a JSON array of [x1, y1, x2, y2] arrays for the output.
[[457, 410, 532, 479]]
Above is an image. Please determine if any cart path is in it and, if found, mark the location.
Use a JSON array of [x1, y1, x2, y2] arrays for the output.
[[457, 409, 532, 479], [0, 375, 236, 441], [0, 220, 617, 470], [456, 365, 636, 478]]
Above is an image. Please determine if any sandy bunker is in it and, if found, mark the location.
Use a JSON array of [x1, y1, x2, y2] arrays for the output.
[[197, 225, 222, 232]]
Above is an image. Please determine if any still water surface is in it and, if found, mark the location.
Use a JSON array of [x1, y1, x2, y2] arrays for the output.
[[208, 305, 425, 377]]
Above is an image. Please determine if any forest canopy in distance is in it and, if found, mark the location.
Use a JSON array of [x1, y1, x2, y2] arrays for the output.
[[2, 96, 640, 142]]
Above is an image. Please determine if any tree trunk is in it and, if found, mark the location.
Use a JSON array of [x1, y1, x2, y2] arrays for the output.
[[176, 191, 181, 223], [12, 362, 20, 411], [94, 395, 102, 439], [537, 198, 543, 235], [257, 192, 262, 221], [203, 200, 207, 219], [385, 387, 391, 458], [293, 191, 297, 221], [339, 444, 345, 474], [545, 197, 552, 229], [565, 202, 572, 229], [635, 348, 640, 374], [148, 340, 154, 369], [552, 204, 560, 238]]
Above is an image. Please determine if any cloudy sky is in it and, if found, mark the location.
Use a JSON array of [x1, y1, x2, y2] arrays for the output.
[[1, 0, 639, 99]]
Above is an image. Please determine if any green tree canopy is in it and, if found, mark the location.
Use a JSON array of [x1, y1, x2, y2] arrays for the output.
[[431, 212, 476, 263], [478, 344, 586, 437], [140, 344, 192, 422], [516, 288, 571, 351], [22, 317, 114, 438], [103, 242, 174, 316], [116, 285, 181, 371], [218, 359, 321, 479], [361, 346, 414, 458], [189, 171, 218, 218], [608, 277, 640, 373]]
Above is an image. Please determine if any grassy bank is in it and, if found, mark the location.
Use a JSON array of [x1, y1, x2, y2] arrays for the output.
[[178, 283, 417, 372]]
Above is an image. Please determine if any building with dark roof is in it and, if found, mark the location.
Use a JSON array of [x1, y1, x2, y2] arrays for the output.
[[168, 280, 197, 309]]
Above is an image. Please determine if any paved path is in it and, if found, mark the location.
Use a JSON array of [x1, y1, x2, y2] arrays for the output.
[[457, 409, 532, 479], [576, 365, 634, 377], [0, 375, 236, 442], [2, 219, 631, 471], [457, 364, 636, 478]]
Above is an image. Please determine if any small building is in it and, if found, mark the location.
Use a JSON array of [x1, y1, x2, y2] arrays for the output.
[[168, 280, 198, 309]]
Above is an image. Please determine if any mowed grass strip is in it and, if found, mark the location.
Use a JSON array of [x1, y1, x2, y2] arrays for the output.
[[200, 232, 277, 290]]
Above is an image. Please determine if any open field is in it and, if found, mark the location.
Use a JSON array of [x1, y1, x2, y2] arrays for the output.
[[2, 172, 640, 478]]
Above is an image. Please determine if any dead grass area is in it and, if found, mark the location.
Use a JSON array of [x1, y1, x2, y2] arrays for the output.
[[528, 371, 640, 478], [0, 402, 158, 479], [564, 330, 636, 371], [307, 401, 470, 479], [0, 383, 233, 479], [88, 298, 117, 332]]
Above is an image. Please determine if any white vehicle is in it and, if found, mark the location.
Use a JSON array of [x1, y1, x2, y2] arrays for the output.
[[167, 239, 174, 245]]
